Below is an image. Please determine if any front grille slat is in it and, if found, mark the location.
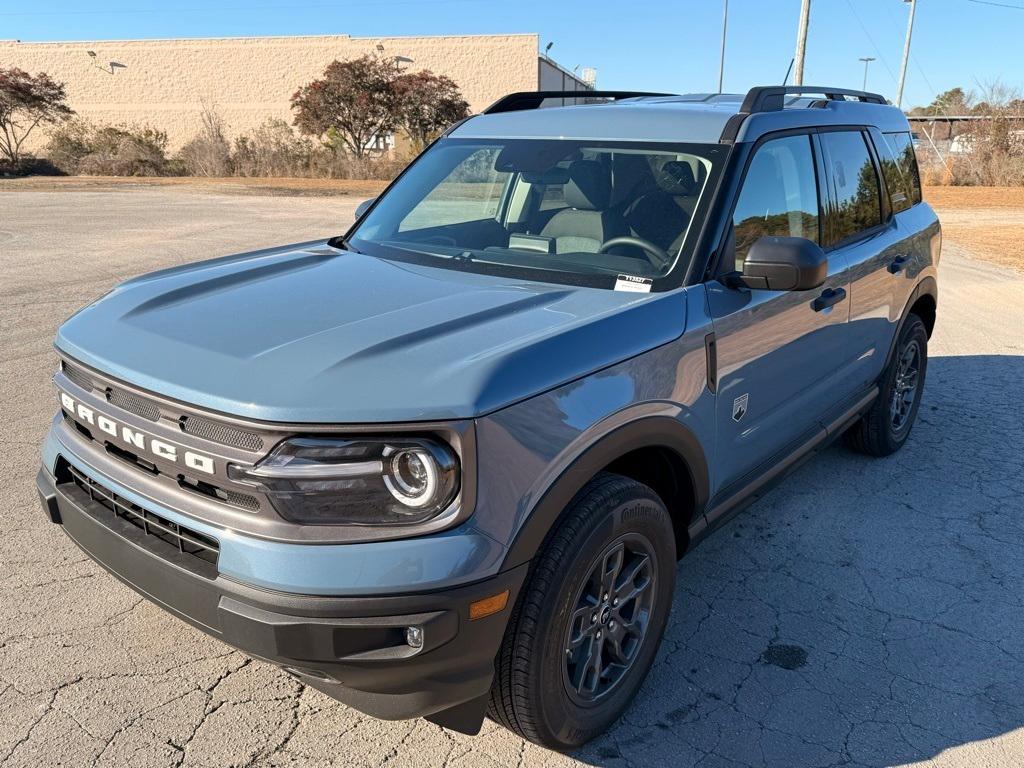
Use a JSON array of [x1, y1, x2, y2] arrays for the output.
[[180, 415, 264, 452], [62, 361, 95, 393], [106, 387, 161, 422], [64, 462, 219, 576]]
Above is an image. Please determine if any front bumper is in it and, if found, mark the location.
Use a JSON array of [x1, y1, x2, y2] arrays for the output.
[[37, 464, 528, 731]]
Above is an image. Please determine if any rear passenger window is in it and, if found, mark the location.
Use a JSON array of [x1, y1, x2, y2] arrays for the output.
[[879, 131, 923, 212], [820, 131, 883, 243], [731, 134, 820, 271]]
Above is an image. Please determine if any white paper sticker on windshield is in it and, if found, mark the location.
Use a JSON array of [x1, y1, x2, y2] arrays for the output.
[[614, 274, 653, 293]]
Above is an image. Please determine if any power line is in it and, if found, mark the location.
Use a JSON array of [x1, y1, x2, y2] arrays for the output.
[[966, 0, 1024, 9], [842, 0, 898, 84]]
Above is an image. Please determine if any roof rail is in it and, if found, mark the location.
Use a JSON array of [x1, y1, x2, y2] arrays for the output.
[[739, 85, 888, 113], [483, 90, 675, 115], [720, 85, 890, 143]]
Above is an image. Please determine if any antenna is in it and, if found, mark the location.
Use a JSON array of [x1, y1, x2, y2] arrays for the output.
[[782, 58, 795, 86]]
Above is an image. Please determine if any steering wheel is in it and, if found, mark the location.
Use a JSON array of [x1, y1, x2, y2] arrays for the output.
[[598, 236, 672, 269]]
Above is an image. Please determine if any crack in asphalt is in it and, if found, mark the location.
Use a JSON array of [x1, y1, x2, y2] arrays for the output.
[[1, 195, 1021, 767]]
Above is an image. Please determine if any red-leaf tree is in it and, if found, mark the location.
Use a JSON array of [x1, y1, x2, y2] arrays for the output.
[[0, 67, 74, 167], [393, 70, 470, 151], [291, 56, 398, 159]]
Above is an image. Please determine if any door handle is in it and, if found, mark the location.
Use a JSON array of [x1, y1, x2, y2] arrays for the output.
[[888, 254, 910, 274], [812, 287, 847, 312]]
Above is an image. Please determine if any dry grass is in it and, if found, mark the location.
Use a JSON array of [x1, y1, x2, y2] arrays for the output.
[[924, 186, 1024, 271], [0, 175, 390, 198]]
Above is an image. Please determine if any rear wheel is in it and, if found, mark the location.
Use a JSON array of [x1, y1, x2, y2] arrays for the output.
[[846, 314, 928, 457], [488, 473, 676, 750]]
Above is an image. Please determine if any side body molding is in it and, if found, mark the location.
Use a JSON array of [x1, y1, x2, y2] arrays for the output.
[[502, 414, 710, 568]]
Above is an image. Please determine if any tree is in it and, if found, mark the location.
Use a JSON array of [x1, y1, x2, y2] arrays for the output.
[[291, 56, 398, 159], [0, 67, 74, 167], [393, 70, 469, 151]]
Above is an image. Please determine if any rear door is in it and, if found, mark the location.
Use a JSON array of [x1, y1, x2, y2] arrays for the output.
[[707, 132, 851, 497], [817, 129, 913, 390]]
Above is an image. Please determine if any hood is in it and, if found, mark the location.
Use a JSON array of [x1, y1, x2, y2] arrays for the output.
[[57, 243, 687, 423]]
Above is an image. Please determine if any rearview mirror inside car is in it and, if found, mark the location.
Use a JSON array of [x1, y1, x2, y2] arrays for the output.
[[355, 198, 375, 220], [739, 236, 828, 291]]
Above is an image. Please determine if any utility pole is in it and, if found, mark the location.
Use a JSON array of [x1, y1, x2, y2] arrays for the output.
[[895, 0, 917, 107], [718, 0, 729, 93], [793, 0, 812, 85], [859, 57, 876, 90]]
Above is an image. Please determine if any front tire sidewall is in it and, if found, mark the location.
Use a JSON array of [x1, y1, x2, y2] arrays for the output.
[[883, 317, 929, 450], [534, 491, 675, 748]]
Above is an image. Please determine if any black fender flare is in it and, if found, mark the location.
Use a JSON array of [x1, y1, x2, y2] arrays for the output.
[[501, 414, 710, 569], [883, 276, 938, 373]]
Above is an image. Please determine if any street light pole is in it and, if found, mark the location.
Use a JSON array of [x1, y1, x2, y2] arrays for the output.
[[895, 0, 917, 107], [859, 57, 876, 90], [718, 0, 728, 93], [793, 0, 812, 85]]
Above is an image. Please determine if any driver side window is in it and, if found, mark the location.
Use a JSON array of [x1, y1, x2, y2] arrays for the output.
[[731, 134, 821, 272]]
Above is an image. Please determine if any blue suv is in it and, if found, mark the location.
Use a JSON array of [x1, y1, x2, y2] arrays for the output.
[[38, 86, 940, 750]]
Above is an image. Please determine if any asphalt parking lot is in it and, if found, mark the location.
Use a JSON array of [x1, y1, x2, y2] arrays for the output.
[[2, 185, 1023, 768]]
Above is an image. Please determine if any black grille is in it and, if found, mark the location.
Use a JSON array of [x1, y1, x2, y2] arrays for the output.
[[180, 415, 264, 452], [64, 461, 219, 576], [106, 387, 161, 422], [62, 361, 95, 393]]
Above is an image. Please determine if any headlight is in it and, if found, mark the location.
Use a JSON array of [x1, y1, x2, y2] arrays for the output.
[[228, 437, 459, 526]]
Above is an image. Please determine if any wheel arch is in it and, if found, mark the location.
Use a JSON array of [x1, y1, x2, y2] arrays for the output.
[[502, 415, 710, 569], [884, 276, 938, 372]]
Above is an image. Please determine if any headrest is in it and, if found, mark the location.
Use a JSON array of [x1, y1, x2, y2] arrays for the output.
[[565, 160, 612, 211], [657, 161, 697, 196]]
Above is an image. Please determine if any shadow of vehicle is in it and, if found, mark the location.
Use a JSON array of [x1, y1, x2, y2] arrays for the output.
[[572, 354, 1024, 767]]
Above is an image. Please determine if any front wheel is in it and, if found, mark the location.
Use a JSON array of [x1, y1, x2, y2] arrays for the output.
[[488, 473, 676, 750], [846, 313, 928, 456]]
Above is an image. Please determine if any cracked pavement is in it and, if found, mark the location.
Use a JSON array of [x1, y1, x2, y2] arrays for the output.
[[2, 187, 1022, 767]]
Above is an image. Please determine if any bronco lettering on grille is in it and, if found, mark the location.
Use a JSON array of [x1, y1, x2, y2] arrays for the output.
[[59, 391, 216, 475]]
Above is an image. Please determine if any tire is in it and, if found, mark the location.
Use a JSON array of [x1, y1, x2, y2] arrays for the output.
[[846, 313, 928, 457], [488, 473, 676, 750]]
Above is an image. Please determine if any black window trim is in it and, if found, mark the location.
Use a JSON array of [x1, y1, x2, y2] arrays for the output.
[[706, 126, 826, 281], [873, 128, 923, 212]]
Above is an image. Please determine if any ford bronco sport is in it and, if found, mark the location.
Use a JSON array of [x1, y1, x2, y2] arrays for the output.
[[38, 86, 939, 750]]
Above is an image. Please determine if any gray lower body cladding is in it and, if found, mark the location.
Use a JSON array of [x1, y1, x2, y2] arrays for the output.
[[36, 465, 528, 731]]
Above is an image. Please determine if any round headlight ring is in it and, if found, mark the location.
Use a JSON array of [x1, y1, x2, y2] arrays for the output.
[[384, 447, 440, 508]]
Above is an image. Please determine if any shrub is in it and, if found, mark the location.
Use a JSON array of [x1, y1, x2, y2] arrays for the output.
[[45, 119, 95, 174], [175, 104, 232, 177], [232, 119, 313, 177], [46, 120, 170, 176]]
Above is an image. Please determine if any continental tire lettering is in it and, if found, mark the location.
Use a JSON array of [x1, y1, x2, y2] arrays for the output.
[[620, 503, 661, 523]]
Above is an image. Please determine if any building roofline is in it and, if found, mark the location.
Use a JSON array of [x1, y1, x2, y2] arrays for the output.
[[1, 32, 540, 46]]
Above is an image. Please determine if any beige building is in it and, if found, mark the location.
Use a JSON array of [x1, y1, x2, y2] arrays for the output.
[[0, 33, 592, 152]]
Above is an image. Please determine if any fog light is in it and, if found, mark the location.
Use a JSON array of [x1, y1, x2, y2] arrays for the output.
[[405, 626, 424, 649]]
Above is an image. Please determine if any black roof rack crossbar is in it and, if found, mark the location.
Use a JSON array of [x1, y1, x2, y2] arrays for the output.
[[483, 90, 676, 115], [739, 85, 888, 113], [720, 85, 890, 143]]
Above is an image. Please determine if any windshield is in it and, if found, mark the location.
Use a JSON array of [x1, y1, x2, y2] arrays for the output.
[[348, 138, 724, 288]]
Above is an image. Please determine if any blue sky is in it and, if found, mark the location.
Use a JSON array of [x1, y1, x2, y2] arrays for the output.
[[2, 0, 1017, 109]]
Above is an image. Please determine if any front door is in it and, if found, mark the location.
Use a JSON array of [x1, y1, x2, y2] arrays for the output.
[[707, 132, 852, 499]]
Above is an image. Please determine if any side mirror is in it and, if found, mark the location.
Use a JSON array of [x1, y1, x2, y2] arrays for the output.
[[739, 236, 827, 291], [354, 198, 375, 220]]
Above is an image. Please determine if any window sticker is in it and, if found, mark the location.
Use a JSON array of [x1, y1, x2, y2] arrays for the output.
[[614, 274, 653, 293]]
